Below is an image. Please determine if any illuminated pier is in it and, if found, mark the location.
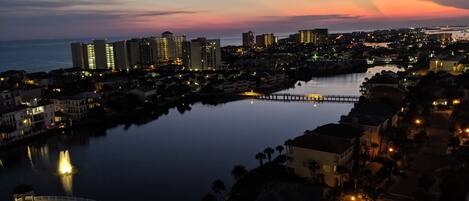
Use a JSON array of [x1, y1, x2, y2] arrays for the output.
[[241, 92, 360, 103]]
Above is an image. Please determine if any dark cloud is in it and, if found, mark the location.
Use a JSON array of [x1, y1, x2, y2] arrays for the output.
[[134, 10, 203, 17], [0, 0, 109, 9], [0, 5, 203, 40], [264, 14, 360, 23], [430, 0, 469, 9]]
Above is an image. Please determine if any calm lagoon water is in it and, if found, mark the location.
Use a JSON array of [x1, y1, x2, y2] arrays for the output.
[[0, 66, 401, 201]]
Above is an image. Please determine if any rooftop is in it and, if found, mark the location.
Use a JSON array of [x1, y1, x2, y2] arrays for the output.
[[367, 75, 399, 85], [306, 123, 363, 139], [287, 134, 353, 154], [340, 102, 399, 126]]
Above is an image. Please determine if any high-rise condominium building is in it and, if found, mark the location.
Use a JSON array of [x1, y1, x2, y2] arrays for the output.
[[71, 32, 187, 70], [94, 40, 115, 70], [256, 33, 276, 48], [70, 40, 115, 70], [125, 38, 157, 68], [154, 31, 186, 64], [127, 39, 142, 68], [242, 31, 255, 48], [154, 36, 174, 63], [174, 35, 186, 59], [85, 44, 96, 69], [113, 40, 130, 70], [184, 38, 221, 71], [140, 38, 157, 67], [298, 29, 329, 44], [71, 42, 85, 68], [314, 29, 329, 44], [299, 30, 315, 44]]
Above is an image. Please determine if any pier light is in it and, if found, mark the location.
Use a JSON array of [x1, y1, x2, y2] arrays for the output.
[[465, 128, 469, 134], [453, 99, 461, 105], [307, 94, 322, 99], [242, 90, 261, 97], [388, 147, 395, 153]]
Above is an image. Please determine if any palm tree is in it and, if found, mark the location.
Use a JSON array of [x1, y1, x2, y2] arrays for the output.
[[211, 179, 226, 200], [255, 152, 266, 166], [307, 160, 320, 181], [231, 165, 248, 180], [275, 145, 284, 155], [264, 147, 275, 161]]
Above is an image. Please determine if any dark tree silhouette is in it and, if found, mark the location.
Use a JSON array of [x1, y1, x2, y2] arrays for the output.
[[231, 165, 248, 180], [263, 147, 275, 161], [275, 145, 284, 155], [255, 152, 266, 166], [211, 179, 226, 194]]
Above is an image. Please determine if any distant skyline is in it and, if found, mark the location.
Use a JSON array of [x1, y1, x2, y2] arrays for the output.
[[1, 0, 469, 40]]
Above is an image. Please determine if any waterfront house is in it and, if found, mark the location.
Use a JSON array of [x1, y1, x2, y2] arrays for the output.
[[366, 86, 406, 106], [17, 86, 43, 104], [128, 86, 158, 103], [340, 102, 399, 156], [0, 106, 31, 141], [213, 80, 256, 93], [95, 76, 139, 93], [286, 124, 362, 187], [429, 56, 465, 74], [0, 102, 55, 143], [25, 72, 51, 87], [0, 89, 22, 108], [52, 92, 101, 122], [364, 73, 400, 92]]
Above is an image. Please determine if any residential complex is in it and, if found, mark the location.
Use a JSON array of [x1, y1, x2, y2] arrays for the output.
[[242, 31, 255, 48], [184, 38, 222, 71], [299, 29, 329, 44], [71, 32, 187, 70], [255, 33, 276, 48]]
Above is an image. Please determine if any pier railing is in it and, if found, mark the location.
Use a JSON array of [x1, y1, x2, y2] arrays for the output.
[[241, 92, 360, 103]]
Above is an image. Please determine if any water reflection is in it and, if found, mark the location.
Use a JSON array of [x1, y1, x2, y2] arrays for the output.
[[60, 174, 73, 195], [58, 150, 74, 195]]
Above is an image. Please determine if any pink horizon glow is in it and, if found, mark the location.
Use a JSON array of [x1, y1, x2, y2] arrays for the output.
[[1, 0, 469, 40]]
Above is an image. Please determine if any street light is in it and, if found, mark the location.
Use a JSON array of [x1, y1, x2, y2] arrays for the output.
[[415, 119, 422, 125]]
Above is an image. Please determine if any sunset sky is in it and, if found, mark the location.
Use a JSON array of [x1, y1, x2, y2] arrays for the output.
[[1, 0, 469, 40]]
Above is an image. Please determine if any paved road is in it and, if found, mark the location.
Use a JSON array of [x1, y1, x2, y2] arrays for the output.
[[385, 113, 451, 201]]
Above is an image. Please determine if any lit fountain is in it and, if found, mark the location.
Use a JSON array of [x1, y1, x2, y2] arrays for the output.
[[58, 150, 74, 195]]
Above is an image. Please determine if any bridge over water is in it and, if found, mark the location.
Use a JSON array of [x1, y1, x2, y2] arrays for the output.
[[240, 91, 360, 103]]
